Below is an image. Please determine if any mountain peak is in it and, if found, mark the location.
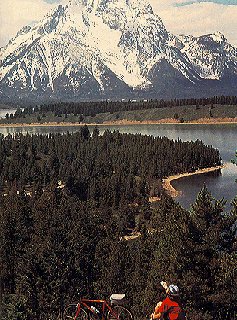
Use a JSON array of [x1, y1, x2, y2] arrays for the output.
[[0, 0, 236, 104], [67, 0, 153, 13], [209, 31, 226, 42]]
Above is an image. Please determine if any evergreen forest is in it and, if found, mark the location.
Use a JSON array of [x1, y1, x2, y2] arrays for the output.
[[0, 128, 236, 320], [4, 95, 237, 123]]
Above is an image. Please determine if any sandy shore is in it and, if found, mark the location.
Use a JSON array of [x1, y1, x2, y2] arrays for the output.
[[0, 117, 237, 128], [162, 165, 226, 198]]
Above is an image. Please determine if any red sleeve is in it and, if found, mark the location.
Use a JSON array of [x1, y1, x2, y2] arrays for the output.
[[158, 298, 170, 314], [154, 305, 160, 313]]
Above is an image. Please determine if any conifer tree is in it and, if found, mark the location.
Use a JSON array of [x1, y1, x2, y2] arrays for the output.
[[185, 185, 235, 319]]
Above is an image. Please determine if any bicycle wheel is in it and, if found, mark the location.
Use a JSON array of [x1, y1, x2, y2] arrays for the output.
[[63, 304, 88, 320], [107, 306, 133, 320]]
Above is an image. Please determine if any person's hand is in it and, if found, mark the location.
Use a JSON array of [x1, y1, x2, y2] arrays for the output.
[[156, 302, 162, 308], [160, 281, 168, 290]]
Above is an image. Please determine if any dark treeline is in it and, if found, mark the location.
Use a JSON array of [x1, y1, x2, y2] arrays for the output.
[[0, 129, 236, 320], [12, 95, 237, 118]]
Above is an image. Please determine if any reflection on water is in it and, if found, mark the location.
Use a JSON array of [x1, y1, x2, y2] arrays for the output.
[[172, 162, 237, 210], [0, 125, 84, 136], [0, 121, 236, 209]]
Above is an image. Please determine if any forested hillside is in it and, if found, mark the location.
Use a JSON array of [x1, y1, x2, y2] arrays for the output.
[[0, 129, 236, 320], [20, 96, 237, 118], [1, 95, 237, 125]]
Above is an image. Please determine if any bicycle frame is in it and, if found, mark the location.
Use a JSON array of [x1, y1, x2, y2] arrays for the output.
[[73, 298, 119, 320]]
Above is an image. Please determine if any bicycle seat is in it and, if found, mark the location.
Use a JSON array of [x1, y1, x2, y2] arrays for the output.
[[110, 294, 126, 305]]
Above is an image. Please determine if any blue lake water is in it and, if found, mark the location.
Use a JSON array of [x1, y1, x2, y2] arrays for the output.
[[0, 121, 236, 210]]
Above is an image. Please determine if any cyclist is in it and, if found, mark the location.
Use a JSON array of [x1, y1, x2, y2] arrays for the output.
[[150, 282, 186, 320]]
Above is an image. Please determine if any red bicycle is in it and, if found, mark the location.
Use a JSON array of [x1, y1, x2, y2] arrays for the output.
[[63, 294, 133, 320]]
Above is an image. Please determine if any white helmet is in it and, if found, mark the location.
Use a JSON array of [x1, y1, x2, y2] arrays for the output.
[[169, 284, 180, 296]]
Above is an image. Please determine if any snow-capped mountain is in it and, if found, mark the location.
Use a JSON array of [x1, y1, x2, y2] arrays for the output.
[[179, 32, 237, 80], [0, 0, 236, 104]]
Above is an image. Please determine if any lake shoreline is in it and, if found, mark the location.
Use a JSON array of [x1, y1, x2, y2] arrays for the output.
[[162, 165, 226, 198], [1, 117, 237, 128]]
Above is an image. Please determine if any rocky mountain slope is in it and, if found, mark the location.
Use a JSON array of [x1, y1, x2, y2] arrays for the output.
[[0, 0, 236, 104]]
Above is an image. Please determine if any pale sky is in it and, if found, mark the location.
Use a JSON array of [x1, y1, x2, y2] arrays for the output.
[[0, 0, 237, 47]]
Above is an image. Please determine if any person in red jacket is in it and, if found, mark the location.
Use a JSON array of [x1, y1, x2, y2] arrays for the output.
[[150, 282, 186, 320]]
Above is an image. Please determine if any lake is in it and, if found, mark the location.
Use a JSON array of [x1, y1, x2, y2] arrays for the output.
[[0, 120, 236, 210]]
